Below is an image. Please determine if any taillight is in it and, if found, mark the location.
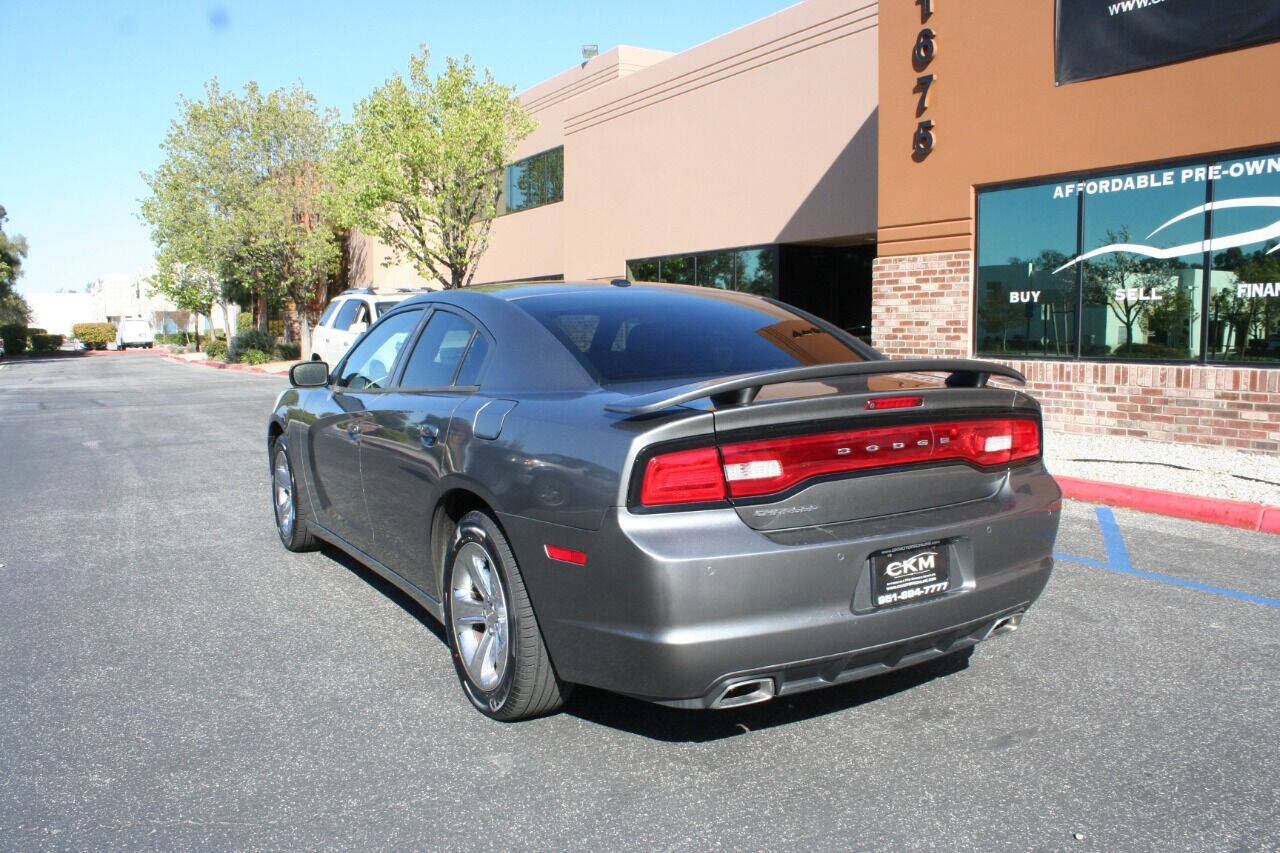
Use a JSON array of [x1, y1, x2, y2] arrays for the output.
[[637, 418, 1040, 507], [639, 446, 727, 506], [717, 417, 1040, 500]]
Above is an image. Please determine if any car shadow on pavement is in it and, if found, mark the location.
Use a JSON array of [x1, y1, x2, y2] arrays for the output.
[[319, 544, 447, 645], [563, 653, 971, 743], [319, 542, 972, 742]]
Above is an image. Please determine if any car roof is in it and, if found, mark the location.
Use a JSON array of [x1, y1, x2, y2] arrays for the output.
[[394, 279, 776, 310]]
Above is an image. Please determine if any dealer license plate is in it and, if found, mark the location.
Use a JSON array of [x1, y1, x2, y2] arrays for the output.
[[871, 540, 950, 609]]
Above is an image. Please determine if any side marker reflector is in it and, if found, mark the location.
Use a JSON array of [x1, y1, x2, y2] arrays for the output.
[[544, 545, 588, 566]]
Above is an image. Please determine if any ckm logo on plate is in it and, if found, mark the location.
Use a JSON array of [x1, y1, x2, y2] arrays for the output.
[[884, 551, 938, 578]]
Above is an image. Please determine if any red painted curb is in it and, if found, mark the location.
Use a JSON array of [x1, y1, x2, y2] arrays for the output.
[[1056, 475, 1276, 534], [158, 352, 289, 376]]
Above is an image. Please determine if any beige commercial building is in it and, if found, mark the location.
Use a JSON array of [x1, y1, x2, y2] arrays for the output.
[[350, 0, 1280, 451]]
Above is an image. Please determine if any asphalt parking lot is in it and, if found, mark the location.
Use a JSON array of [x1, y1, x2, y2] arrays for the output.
[[1, 354, 1277, 851]]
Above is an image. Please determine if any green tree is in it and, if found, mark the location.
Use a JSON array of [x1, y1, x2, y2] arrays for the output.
[[147, 254, 220, 346], [1082, 228, 1164, 351], [328, 47, 536, 289], [0, 205, 29, 299], [1142, 277, 1197, 356], [141, 80, 342, 357], [141, 81, 244, 340], [0, 291, 32, 326]]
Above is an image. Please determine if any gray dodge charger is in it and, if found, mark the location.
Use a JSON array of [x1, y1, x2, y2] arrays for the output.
[[267, 281, 1061, 720]]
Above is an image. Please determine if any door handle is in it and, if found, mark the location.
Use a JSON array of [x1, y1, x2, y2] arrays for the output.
[[408, 423, 439, 447]]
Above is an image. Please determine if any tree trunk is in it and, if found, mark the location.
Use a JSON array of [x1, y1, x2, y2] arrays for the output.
[[299, 313, 312, 363], [194, 312, 202, 349], [256, 291, 269, 334], [220, 302, 233, 349]]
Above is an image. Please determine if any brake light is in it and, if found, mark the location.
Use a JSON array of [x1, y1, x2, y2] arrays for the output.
[[865, 395, 923, 410], [640, 446, 727, 506], [638, 418, 1039, 506]]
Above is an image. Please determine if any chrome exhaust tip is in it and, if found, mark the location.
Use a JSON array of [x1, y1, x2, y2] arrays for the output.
[[711, 677, 776, 709], [987, 612, 1024, 639]]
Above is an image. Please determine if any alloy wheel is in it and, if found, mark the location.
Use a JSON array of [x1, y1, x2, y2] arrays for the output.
[[449, 541, 509, 691], [273, 449, 295, 539]]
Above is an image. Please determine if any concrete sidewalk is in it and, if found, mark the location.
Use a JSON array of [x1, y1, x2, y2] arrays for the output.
[[1044, 429, 1279, 533]]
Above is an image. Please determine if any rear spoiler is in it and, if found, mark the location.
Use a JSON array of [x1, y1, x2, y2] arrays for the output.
[[603, 359, 1026, 417]]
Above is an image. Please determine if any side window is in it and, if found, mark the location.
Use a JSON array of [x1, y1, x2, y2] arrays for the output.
[[332, 298, 361, 332], [454, 334, 489, 386], [317, 300, 339, 327], [335, 309, 423, 390], [400, 311, 481, 388]]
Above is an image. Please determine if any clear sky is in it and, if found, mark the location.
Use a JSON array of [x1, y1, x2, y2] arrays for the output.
[[1, 1, 794, 295]]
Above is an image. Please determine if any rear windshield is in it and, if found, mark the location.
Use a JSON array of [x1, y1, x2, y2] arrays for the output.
[[516, 289, 867, 384]]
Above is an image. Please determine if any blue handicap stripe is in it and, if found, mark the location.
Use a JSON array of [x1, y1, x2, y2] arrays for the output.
[[1055, 507, 1280, 610]]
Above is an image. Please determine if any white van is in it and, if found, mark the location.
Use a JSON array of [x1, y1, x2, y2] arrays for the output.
[[116, 318, 155, 350]]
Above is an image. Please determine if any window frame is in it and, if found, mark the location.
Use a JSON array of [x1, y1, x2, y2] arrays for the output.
[[973, 143, 1280, 368], [331, 306, 428, 392], [331, 297, 363, 332], [391, 306, 492, 392], [317, 299, 340, 327], [498, 145, 565, 216], [625, 244, 780, 298]]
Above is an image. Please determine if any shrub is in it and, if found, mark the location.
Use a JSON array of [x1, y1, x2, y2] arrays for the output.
[[155, 332, 192, 345], [28, 327, 47, 337], [30, 334, 64, 353], [204, 339, 228, 360], [228, 329, 274, 363], [0, 324, 28, 356], [236, 312, 253, 332], [273, 342, 301, 361], [73, 322, 115, 350], [269, 320, 283, 339], [1113, 342, 1190, 359], [240, 348, 270, 366]]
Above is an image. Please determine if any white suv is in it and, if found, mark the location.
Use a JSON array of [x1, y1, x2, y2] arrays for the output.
[[311, 289, 425, 365]]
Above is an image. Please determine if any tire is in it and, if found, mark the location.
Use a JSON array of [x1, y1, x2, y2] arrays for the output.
[[271, 435, 318, 552], [443, 510, 571, 721]]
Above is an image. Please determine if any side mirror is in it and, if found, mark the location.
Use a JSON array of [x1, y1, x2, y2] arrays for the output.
[[290, 360, 329, 388], [349, 321, 368, 335]]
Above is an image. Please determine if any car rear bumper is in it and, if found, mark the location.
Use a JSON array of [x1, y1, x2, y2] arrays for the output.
[[500, 464, 1061, 706]]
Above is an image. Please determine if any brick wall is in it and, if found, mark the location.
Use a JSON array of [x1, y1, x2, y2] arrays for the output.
[[1000, 361, 1280, 452], [871, 252, 971, 359], [873, 250, 1280, 452]]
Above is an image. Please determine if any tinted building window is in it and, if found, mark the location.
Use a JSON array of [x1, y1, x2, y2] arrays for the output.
[[626, 245, 779, 298], [1080, 170, 1203, 360], [1208, 154, 1280, 363], [976, 185, 1077, 357], [502, 146, 564, 214], [975, 147, 1280, 365]]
